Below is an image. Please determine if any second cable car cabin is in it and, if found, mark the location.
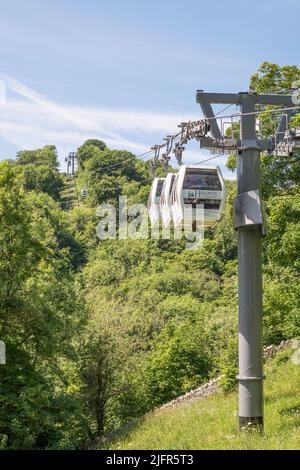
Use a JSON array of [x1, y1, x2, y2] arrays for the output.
[[147, 177, 165, 226], [170, 165, 225, 229]]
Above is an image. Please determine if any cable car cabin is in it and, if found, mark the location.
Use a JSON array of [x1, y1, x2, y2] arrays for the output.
[[160, 173, 176, 228], [170, 165, 225, 229], [81, 188, 88, 198], [147, 177, 165, 226]]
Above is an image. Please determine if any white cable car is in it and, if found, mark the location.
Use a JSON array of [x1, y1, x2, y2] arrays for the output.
[[81, 188, 88, 198], [147, 177, 165, 226], [159, 173, 176, 228], [170, 165, 225, 229]]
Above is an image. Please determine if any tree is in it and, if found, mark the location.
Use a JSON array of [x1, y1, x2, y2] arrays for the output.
[[250, 62, 300, 95], [19, 164, 64, 201], [77, 139, 106, 169], [0, 162, 89, 449], [16, 145, 60, 169], [15, 145, 63, 201], [80, 295, 129, 436]]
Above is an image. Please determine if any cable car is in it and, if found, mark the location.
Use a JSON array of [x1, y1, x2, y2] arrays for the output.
[[159, 173, 176, 228], [81, 188, 88, 198], [170, 165, 225, 229], [147, 177, 165, 226]]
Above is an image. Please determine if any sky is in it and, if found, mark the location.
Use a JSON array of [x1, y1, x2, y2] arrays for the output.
[[0, 0, 299, 178]]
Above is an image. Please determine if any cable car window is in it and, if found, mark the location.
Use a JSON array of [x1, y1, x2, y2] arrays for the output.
[[170, 174, 175, 188], [183, 198, 221, 209], [170, 175, 175, 194], [183, 169, 222, 191], [165, 175, 174, 202], [171, 175, 178, 205], [204, 201, 221, 210], [156, 180, 164, 197]]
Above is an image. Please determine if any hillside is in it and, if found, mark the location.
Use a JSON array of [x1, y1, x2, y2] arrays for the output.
[[103, 349, 300, 450], [0, 63, 299, 450]]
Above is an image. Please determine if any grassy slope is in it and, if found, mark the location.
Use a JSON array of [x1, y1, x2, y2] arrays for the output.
[[104, 353, 300, 450], [60, 175, 78, 210]]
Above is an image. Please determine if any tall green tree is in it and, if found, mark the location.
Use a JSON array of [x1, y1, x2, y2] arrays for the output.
[[15, 145, 64, 201], [77, 139, 106, 169], [0, 162, 89, 449]]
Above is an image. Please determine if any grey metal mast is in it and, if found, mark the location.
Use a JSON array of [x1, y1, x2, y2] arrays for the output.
[[237, 92, 264, 429], [195, 90, 297, 430], [65, 152, 77, 176]]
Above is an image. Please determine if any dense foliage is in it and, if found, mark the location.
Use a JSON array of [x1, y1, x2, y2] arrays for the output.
[[0, 62, 299, 449]]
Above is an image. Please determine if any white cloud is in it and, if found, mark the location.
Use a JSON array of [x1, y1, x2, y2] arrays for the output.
[[0, 74, 201, 164], [0, 74, 235, 178]]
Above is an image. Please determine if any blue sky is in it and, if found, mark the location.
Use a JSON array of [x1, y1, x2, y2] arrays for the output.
[[0, 0, 299, 177]]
